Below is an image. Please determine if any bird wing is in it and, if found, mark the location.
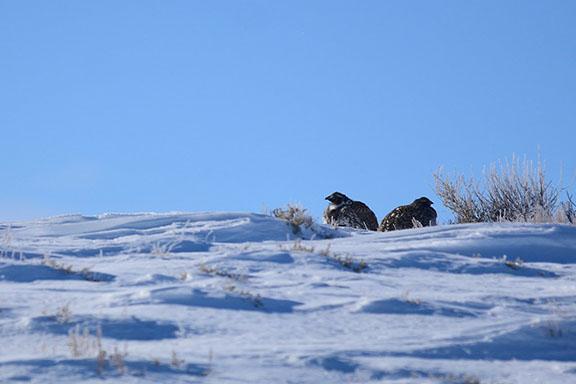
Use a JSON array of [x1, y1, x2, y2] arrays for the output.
[[379, 206, 408, 231], [349, 201, 378, 230]]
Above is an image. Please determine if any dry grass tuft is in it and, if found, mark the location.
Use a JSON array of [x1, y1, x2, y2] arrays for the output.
[[273, 204, 314, 234], [68, 324, 102, 358], [42, 253, 107, 282], [291, 240, 315, 253], [224, 284, 264, 308], [199, 263, 246, 281], [321, 245, 368, 273], [56, 304, 72, 324], [171, 350, 185, 369]]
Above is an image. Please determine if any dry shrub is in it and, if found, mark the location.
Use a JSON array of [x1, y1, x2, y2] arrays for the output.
[[556, 193, 576, 224], [272, 204, 313, 234], [435, 155, 571, 224]]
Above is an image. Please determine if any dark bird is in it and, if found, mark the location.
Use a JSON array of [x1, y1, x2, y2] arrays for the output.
[[323, 192, 378, 231], [378, 197, 437, 232]]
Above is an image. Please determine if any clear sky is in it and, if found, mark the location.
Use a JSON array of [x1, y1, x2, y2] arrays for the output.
[[1, 1, 575, 222]]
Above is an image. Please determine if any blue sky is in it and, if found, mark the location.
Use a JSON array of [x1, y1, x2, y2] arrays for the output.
[[1, 1, 575, 222]]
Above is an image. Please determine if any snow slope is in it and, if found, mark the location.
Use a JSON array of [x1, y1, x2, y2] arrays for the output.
[[1, 212, 575, 383]]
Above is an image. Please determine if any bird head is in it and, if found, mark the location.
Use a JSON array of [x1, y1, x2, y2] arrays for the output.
[[413, 197, 433, 206], [325, 192, 351, 204]]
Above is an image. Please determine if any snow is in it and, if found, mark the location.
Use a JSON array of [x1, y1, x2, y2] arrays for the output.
[[1, 212, 575, 383]]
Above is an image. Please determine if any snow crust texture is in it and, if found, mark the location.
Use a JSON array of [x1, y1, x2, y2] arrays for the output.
[[1, 212, 576, 383]]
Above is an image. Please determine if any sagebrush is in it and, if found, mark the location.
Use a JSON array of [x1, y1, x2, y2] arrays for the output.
[[435, 155, 574, 224]]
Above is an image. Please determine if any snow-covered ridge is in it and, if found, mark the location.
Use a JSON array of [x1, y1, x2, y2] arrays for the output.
[[1, 212, 575, 383]]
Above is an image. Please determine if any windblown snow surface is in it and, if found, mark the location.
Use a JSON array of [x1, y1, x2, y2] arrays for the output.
[[1, 212, 576, 383]]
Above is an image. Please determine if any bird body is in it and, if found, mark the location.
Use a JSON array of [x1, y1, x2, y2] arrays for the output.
[[379, 197, 437, 231], [323, 192, 378, 231]]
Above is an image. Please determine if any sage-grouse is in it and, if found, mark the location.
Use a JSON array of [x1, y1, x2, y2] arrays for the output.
[[378, 197, 437, 231], [323, 192, 378, 231]]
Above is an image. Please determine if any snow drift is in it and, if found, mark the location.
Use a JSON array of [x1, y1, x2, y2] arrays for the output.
[[1, 212, 575, 383]]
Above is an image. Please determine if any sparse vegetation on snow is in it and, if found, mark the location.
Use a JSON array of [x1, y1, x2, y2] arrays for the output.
[[1, 212, 576, 383]]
